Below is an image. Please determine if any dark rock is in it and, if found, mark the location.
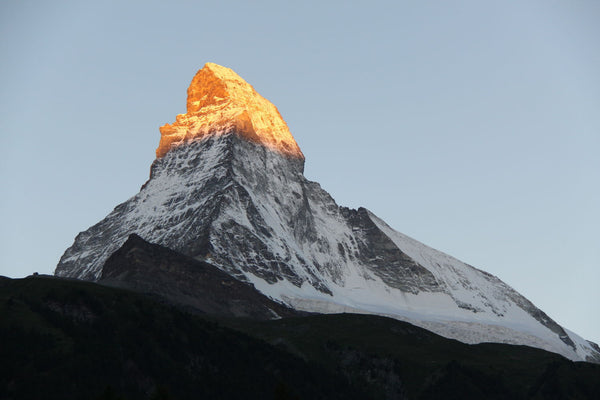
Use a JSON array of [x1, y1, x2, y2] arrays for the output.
[[99, 233, 299, 319]]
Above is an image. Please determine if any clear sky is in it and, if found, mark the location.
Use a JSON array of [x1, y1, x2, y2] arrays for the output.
[[1, 1, 598, 344]]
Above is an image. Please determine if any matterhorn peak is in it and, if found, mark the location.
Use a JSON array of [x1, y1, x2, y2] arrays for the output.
[[157, 63, 303, 159], [56, 64, 600, 364]]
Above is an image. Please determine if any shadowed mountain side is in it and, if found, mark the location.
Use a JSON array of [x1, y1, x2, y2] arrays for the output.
[[0, 276, 366, 400], [2, 276, 599, 399], [99, 234, 299, 319]]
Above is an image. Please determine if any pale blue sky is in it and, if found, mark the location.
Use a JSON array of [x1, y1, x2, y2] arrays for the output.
[[1, 1, 598, 344]]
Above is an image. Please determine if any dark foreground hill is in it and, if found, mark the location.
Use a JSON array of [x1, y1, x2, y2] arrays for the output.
[[1, 275, 599, 400], [0, 275, 358, 400]]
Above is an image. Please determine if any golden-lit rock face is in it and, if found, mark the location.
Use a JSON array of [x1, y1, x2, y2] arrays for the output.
[[157, 63, 303, 159]]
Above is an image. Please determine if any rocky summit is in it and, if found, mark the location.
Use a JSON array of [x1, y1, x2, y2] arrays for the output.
[[56, 63, 600, 363], [157, 62, 302, 159]]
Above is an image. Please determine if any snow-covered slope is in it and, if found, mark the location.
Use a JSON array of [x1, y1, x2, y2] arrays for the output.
[[56, 132, 600, 363]]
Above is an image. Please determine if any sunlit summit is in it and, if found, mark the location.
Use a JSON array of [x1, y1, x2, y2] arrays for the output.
[[157, 63, 303, 159]]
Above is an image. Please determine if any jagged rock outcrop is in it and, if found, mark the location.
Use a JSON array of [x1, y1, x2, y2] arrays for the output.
[[99, 234, 299, 319], [55, 63, 600, 363]]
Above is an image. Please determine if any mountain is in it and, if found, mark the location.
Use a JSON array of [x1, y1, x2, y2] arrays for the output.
[[55, 62, 600, 363], [3, 275, 600, 399]]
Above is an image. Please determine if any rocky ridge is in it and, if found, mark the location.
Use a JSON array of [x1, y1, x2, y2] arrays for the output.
[[99, 233, 300, 319]]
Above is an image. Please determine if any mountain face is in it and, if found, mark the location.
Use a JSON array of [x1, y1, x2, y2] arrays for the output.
[[55, 63, 599, 363]]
